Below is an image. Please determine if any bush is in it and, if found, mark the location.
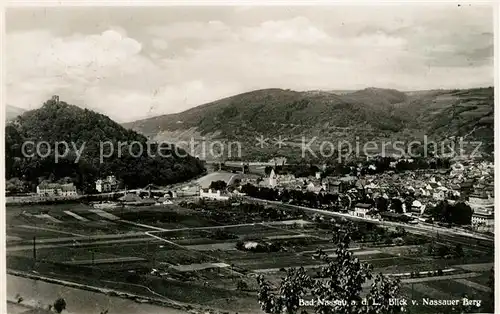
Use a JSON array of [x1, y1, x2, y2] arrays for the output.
[[210, 229, 237, 240], [235, 241, 244, 250], [126, 272, 141, 284], [237, 280, 249, 291], [53, 298, 67, 314], [393, 237, 404, 246]]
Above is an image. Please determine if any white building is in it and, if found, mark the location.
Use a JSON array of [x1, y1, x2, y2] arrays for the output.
[[36, 183, 77, 197], [432, 191, 446, 201], [269, 169, 277, 188], [95, 175, 118, 193], [269, 157, 287, 166], [199, 188, 230, 201], [351, 203, 373, 219], [471, 209, 494, 233], [468, 193, 494, 210], [409, 200, 426, 215]]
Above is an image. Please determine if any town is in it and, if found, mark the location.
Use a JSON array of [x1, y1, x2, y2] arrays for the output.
[[9, 155, 494, 235], [5, 154, 495, 314]]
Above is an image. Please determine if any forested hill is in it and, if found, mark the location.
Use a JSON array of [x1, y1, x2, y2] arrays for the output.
[[5, 96, 205, 193], [124, 87, 494, 161], [125, 87, 408, 136]]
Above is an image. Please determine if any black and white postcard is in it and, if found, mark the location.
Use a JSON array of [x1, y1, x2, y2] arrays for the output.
[[3, 2, 497, 314]]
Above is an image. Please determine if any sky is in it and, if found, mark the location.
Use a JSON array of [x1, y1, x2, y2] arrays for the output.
[[6, 5, 494, 122]]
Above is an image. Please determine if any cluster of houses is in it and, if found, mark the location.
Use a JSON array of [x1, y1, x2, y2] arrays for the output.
[[36, 182, 78, 197], [250, 159, 494, 232], [454, 161, 494, 232], [95, 175, 119, 193], [35, 175, 120, 197], [33, 158, 494, 233]]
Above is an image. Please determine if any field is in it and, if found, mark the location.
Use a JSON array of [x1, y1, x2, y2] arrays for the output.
[[6, 201, 494, 313]]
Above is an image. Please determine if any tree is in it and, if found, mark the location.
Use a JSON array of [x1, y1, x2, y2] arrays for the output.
[[426, 201, 472, 225], [53, 298, 66, 313], [376, 197, 389, 212], [209, 180, 227, 191], [237, 280, 249, 291], [257, 232, 403, 314], [404, 196, 414, 211], [390, 199, 404, 214], [450, 202, 473, 225], [437, 245, 451, 258], [427, 241, 436, 256], [394, 226, 406, 237], [453, 244, 464, 258], [231, 178, 241, 187], [5, 177, 26, 194]]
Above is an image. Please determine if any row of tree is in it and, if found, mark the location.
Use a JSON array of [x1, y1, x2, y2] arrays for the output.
[[425, 200, 473, 225]]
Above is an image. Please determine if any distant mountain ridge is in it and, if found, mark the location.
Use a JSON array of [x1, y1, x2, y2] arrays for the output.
[[124, 86, 494, 161], [6, 105, 26, 121], [126, 87, 408, 134]]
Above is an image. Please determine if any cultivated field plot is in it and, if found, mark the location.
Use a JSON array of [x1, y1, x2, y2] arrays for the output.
[[6, 208, 152, 240], [214, 251, 325, 271], [370, 253, 492, 275], [400, 275, 490, 313], [84, 241, 215, 266], [8, 218, 147, 238], [466, 271, 492, 286], [425, 279, 485, 300], [9, 238, 216, 271], [169, 266, 260, 292], [368, 256, 423, 269], [184, 242, 239, 251], [6, 225, 72, 240], [115, 208, 222, 229], [9, 246, 120, 263], [151, 223, 310, 246]]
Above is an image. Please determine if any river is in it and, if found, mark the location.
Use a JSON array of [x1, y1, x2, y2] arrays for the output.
[[7, 274, 189, 314]]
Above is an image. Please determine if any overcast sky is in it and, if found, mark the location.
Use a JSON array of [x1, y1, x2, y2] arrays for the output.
[[6, 5, 494, 122]]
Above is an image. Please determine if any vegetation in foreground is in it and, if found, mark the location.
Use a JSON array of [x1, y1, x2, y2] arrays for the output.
[[257, 230, 404, 314]]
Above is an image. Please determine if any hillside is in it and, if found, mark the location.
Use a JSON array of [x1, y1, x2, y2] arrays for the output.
[[124, 87, 494, 161], [5, 96, 205, 193], [6, 105, 26, 121], [127, 87, 407, 134], [395, 87, 494, 153]]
